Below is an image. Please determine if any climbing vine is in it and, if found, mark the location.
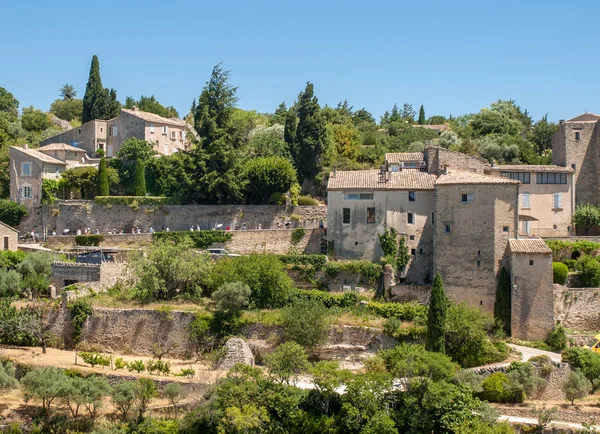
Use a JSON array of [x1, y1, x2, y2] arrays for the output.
[[68, 299, 94, 343]]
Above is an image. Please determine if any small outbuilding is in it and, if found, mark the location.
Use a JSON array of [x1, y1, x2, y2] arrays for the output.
[[0, 221, 19, 251]]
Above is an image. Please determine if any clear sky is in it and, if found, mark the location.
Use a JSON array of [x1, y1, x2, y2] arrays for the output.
[[1, 0, 598, 123]]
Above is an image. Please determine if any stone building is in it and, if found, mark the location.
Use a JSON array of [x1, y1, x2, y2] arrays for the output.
[[0, 221, 18, 251], [9, 144, 97, 208], [552, 113, 600, 208], [40, 107, 194, 157]]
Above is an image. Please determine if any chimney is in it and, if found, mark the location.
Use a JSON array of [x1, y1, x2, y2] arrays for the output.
[[443, 165, 449, 175], [132, 106, 139, 112], [559, 119, 565, 125], [332, 168, 337, 178]]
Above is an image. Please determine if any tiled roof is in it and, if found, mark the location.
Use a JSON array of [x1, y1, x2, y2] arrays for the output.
[[508, 238, 552, 254], [385, 152, 425, 163], [435, 171, 519, 185], [0, 220, 18, 233], [566, 113, 600, 123], [121, 109, 187, 127], [486, 165, 574, 173], [328, 169, 436, 191], [38, 143, 87, 153], [11, 146, 67, 165], [414, 124, 449, 132]]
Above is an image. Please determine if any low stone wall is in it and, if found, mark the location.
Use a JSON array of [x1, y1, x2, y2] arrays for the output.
[[287, 269, 377, 292], [32, 201, 327, 234], [45, 229, 326, 255], [51, 261, 101, 288], [554, 284, 600, 331], [389, 285, 431, 303]]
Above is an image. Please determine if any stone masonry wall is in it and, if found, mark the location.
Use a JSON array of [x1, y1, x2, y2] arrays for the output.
[[554, 284, 600, 331], [51, 261, 101, 288], [30, 201, 327, 234]]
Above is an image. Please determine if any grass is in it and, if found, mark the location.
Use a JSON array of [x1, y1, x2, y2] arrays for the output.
[[88, 292, 209, 313]]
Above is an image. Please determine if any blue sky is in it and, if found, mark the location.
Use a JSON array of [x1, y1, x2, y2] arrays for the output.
[[1, 0, 598, 123]]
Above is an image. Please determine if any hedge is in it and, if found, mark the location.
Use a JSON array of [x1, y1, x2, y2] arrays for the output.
[[546, 240, 600, 261], [95, 196, 179, 206], [289, 289, 360, 308], [562, 347, 600, 382], [277, 254, 328, 269], [75, 234, 104, 246], [367, 301, 427, 321], [0, 199, 28, 226], [324, 261, 381, 285], [153, 230, 232, 249], [552, 262, 569, 285]]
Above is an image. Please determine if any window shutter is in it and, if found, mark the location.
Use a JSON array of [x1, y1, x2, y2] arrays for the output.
[[522, 193, 530, 209], [554, 193, 562, 209]]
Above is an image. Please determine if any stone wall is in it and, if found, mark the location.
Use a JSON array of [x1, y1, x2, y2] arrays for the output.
[[389, 285, 431, 303], [554, 284, 600, 331], [31, 201, 327, 234], [426, 146, 488, 175], [51, 261, 101, 288]]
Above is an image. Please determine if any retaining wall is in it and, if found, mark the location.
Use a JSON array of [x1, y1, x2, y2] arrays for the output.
[[554, 284, 600, 331]]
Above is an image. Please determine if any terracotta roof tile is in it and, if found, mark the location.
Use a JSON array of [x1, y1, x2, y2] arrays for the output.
[[328, 169, 436, 191], [385, 152, 425, 163], [121, 108, 187, 127], [566, 113, 600, 123], [11, 146, 67, 165], [486, 165, 574, 173], [508, 238, 552, 254], [38, 143, 87, 153], [435, 171, 519, 185]]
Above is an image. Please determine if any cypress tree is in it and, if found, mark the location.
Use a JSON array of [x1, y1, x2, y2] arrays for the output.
[[418, 105, 426, 125], [96, 158, 109, 196], [494, 267, 512, 335], [294, 83, 328, 181], [133, 159, 146, 197], [426, 273, 447, 353], [82, 55, 103, 123]]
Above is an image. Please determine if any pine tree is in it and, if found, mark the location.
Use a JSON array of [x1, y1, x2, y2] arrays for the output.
[[133, 159, 146, 197], [82, 55, 104, 123], [294, 82, 328, 181], [96, 158, 109, 196], [271, 102, 288, 125], [418, 105, 426, 125], [426, 273, 447, 353], [494, 267, 512, 335]]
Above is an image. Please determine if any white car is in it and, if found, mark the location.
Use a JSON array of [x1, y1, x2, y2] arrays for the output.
[[207, 248, 241, 257]]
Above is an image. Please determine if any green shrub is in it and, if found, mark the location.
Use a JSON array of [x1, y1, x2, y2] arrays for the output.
[[324, 260, 381, 286], [563, 259, 580, 271], [114, 357, 127, 370], [175, 368, 195, 378], [277, 254, 328, 269], [383, 317, 426, 341], [562, 347, 600, 383], [367, 301, 427, 321], [553, 262, 569, 285], [282, 299, 331, 348], [153, 230, 232, 249], [0, 200, 28, 226], [478, 372, 511, 403], [579, 256, 600, 287], [79, 351, 110, 368], [529, 355, 555, 377], [546, 240, 600, 261], [380, 343, 458, 381], [0, 250, 25, 269], [95, 196, 178, 206], [127, 360, 146, 373], [291, 228, 305, 245], [146, 360, 170, 375], [545, 325, 567, 352], [75, 234, 104, 246], [67, 299, 93, 343], [297, 195, 319, 206]]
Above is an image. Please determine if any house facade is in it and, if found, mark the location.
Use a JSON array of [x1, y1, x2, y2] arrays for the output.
[[40, 107, 193, 157], [0, 221, 19, 251]]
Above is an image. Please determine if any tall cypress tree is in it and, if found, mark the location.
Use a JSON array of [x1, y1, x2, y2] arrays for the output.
[[418, 105, 426, 125], [284, 108, 297, 160], [82, 55, 103, 123], [494, 267, 512, 335], [96, 158, 109, 196], [133, 159, 146, 197], [426, 273, 447, 353], [294, 82, 327, 181]]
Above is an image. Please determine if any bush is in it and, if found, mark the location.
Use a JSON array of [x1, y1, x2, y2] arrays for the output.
[[383, 317, 426, 341], [114, 358, 127, 370], [553, 262, 569, 285], [579, 256, 600, 287], [380, 343, 458, 382], [290, 289, 359, 309], [562, 347, 600, 383], [75, 234, 104, 246], [324, 261, 381, 286], [281, 299, 331, 348], [0, 200, 28, 226], [367, 301, 427, 321], [265, 341, 311, 385], [529, 355, 555, 377], [545, 325, 567, 352], [563, 369, 592, 405], [78, 352, 110, 368], [153, 230, 232, 249], [0, 250, 25, 269], [94, 196, 178, 206], [211, 282, 251, 314], [297, 195, 319, 206], [67, 299, 93, 343], [479, 372, 511, 403], [127, 360, 146, 373], [291, 228, 305, 245], [277, 254, 328, 269]]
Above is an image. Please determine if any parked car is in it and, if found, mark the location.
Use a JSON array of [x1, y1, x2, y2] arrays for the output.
[[206, 248, 241, 257]]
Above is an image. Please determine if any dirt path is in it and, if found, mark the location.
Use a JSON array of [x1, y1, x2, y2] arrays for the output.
[[0, 346, 226, 384]]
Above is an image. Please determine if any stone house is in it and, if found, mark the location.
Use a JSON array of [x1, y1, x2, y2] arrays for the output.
[[40, 107, 194, 158], [0, 221, 19, 251], [9, 144, 97, 208], [485, 165, 574, 236]]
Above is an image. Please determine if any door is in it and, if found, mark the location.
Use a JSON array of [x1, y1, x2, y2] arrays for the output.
[[107, 145, 113, 157], [3, 236, 8, 250], [521, 220, 531, 235]]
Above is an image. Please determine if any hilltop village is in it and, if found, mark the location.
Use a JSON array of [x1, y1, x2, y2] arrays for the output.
[[3, 57, 600, 433]]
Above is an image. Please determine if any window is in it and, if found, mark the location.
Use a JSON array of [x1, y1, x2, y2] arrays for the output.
[[22, 186, 32, 198], [411, 248, 416, 256], [181, 131, 186, 140], [461, 193, 474, 203], [409, 235, 415, 240], [408, 191, 416, 202], [111, 126, 118, 136], [445, 225, 451, 233], [21, 162, 32, 177], [155, 140, 159, 147], [342, 208, 351, 224], [529, 260, 534, 266], [503, 226, 509, 233], [78, 129, 81, 134], [553, 224, 558, 230], [162, 126, 168, 135], [150, 124, 155, 133], [553, 193, 563, 209], [366, 207, 376, 223], [343, 192, 374, 200], [165, 144, 169, 155], [170, 130, 176, 139], [575, 131, 581, 141], [3, 236, 8, 250], [100, 127, 103, 133], [521, 193, 531, 209], [500, 172, 530, 184], [432, 212, 434, 225], [537, 172, 567, 184], [407, 213, 414, 224], [419, 248, 423, 255]]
